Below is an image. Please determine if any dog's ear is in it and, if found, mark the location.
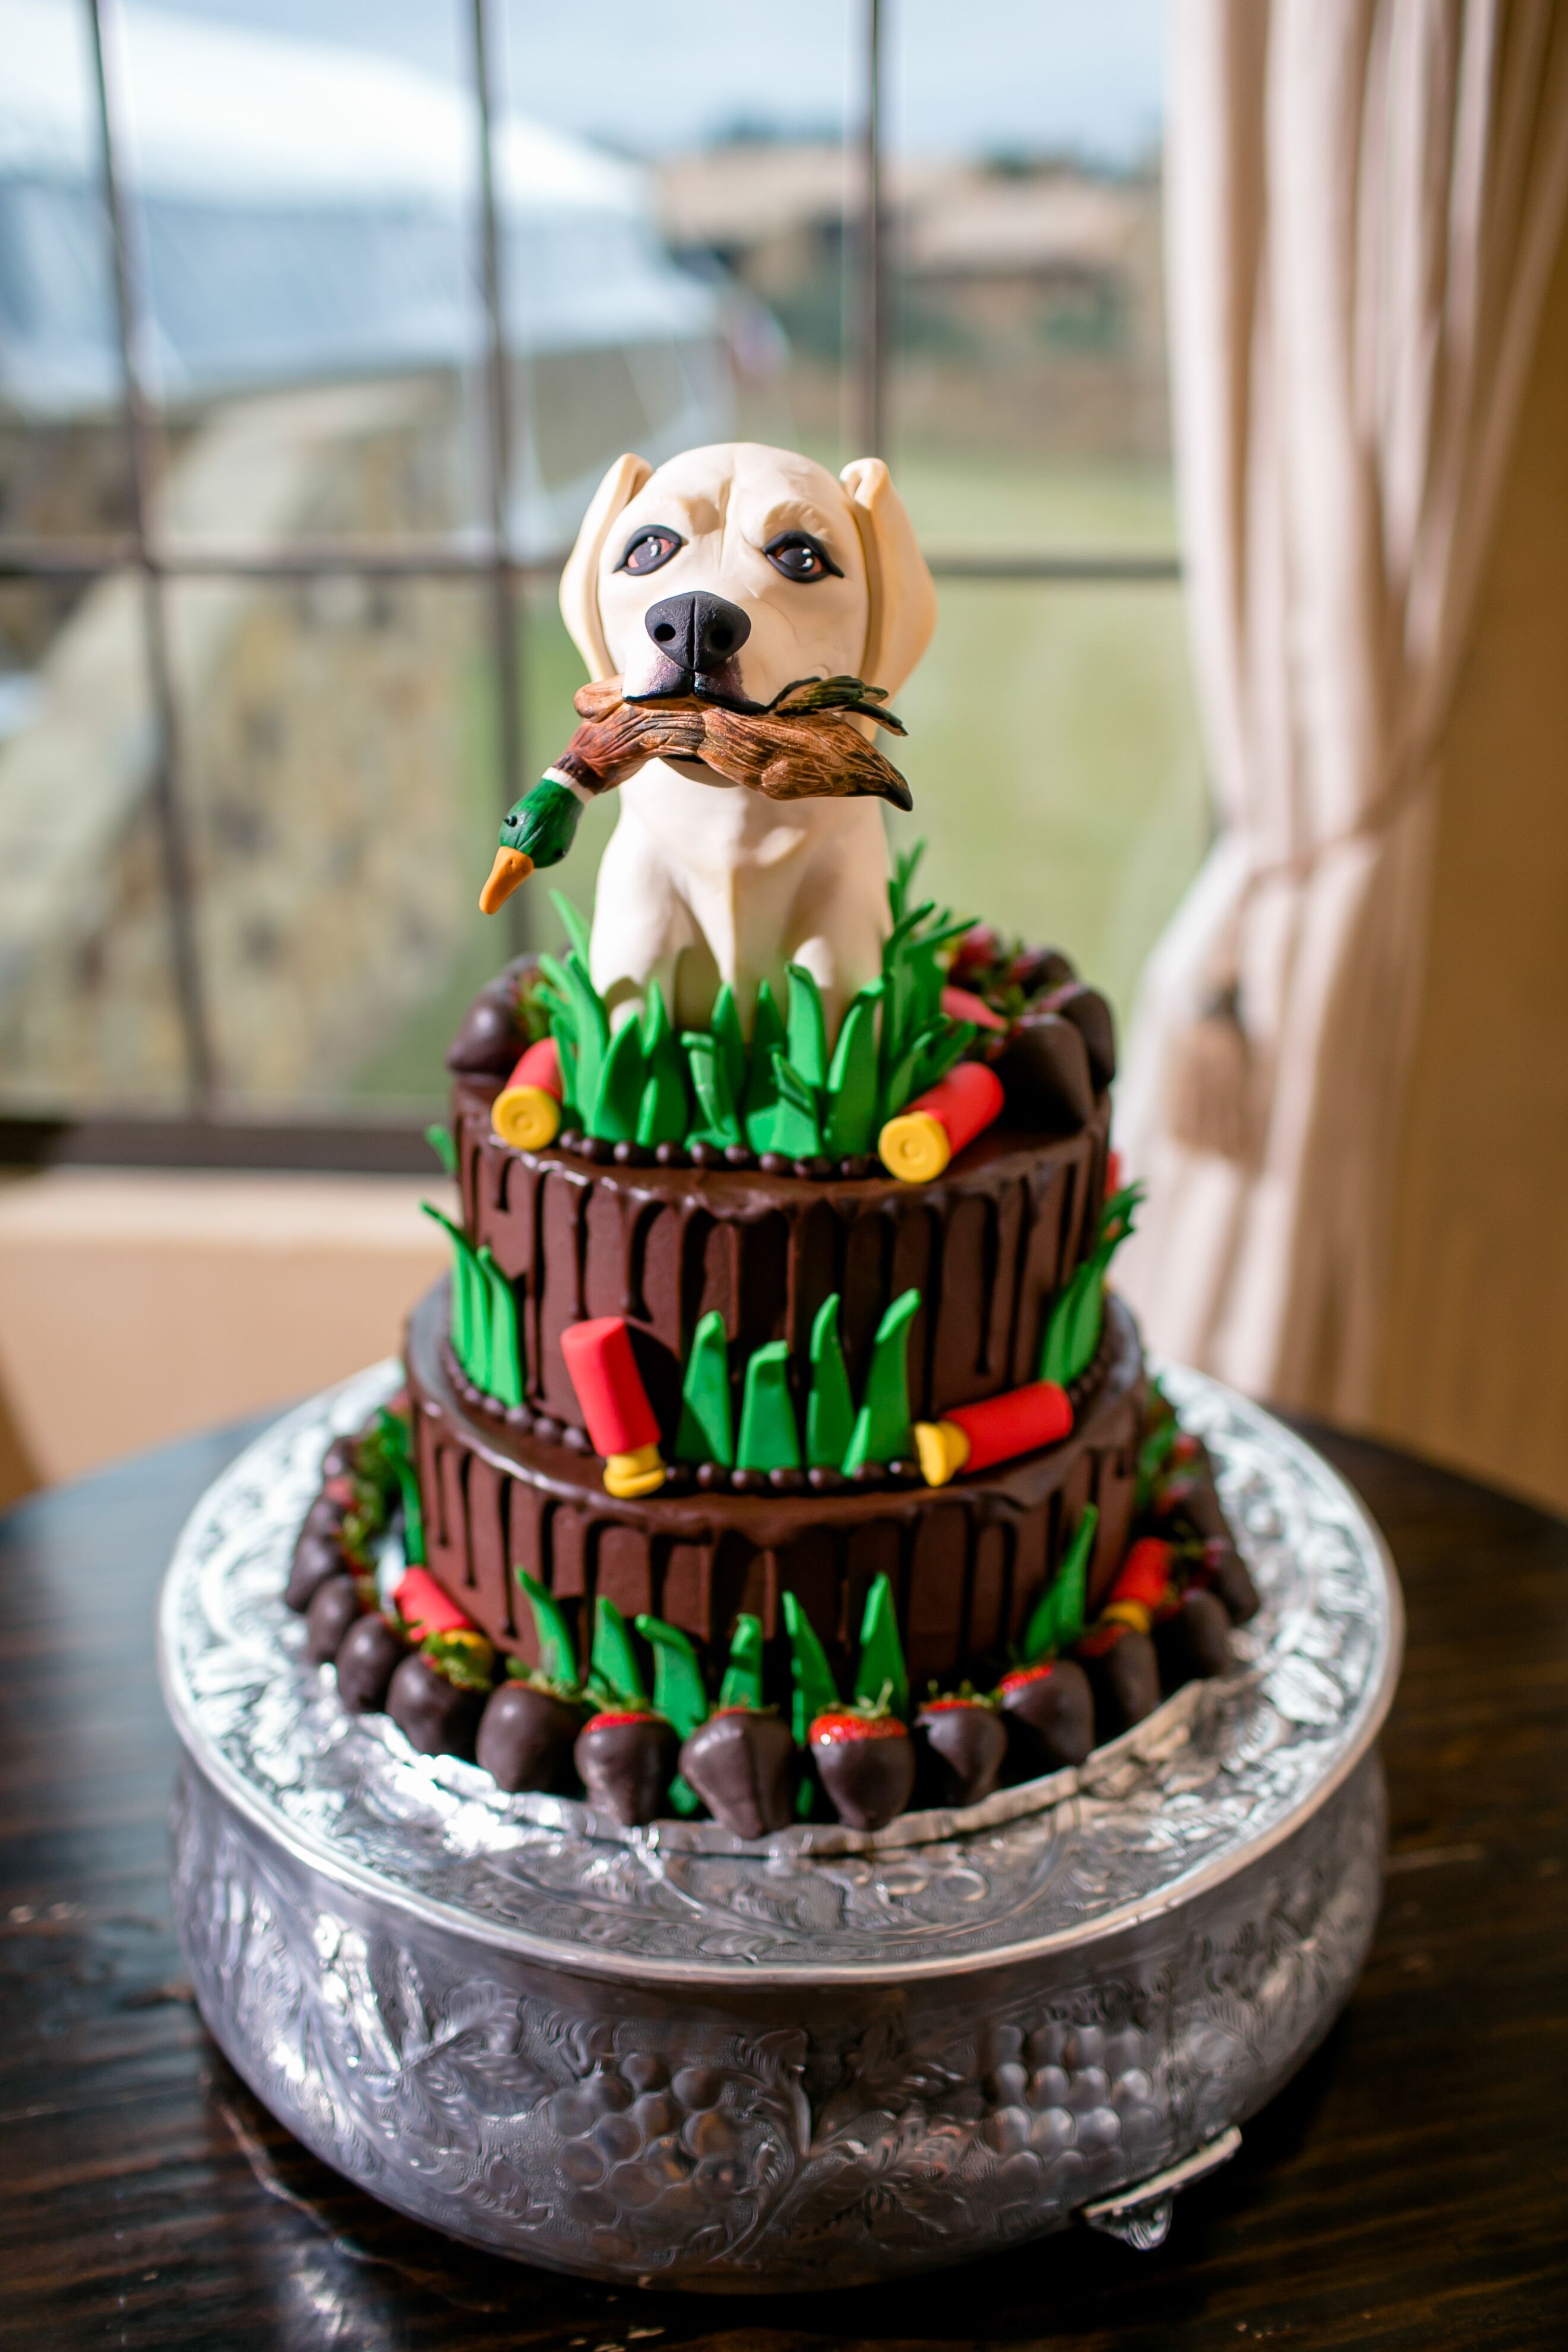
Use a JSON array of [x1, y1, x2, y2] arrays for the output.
[[839, 457, 938, 696], [559, 452, 653, 678]]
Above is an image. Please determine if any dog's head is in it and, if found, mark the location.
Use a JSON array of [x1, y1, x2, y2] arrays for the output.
[[559, 442, 937, 712]]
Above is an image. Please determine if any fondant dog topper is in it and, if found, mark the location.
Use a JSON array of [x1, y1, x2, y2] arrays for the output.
[[482, 442, 936, 1035]]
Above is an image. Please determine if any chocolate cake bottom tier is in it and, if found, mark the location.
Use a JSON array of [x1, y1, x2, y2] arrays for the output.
[[406, 1284, 1146, 1697]]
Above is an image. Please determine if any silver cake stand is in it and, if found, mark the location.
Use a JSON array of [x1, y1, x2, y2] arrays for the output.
[[159, 1361, 1401, 2293]]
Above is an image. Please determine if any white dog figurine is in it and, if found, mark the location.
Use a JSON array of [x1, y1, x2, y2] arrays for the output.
[[549, 442, 937, 1036]]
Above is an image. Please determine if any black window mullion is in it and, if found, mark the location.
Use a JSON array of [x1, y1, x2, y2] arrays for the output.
[[859, 0, 888, 459], [470, 0, 529, 957], [87, 0, 216, 1109]]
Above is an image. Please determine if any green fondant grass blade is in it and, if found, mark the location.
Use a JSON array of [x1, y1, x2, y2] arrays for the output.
[[538, 949, 608, 1123], [589, 1595, 646, 1709], [853, 1572, 909, 1719], [767, 1051, 822, 1159], [786, 963, 828, 1088], [742, 979, 785, 1152], [783, 1591, 838, 1744], [889, 839, 925, 925], [635, 1615, 709, 1739], [549, 889, 592, 968], [636, 981, 689, 1145], [735, 1341, 801, 1471], [516, 1568, 579, 1687], [590, 1012, 646, 1141], [712, 984, 747, 1114], [909, 1019, 973, 1101], [682, 1031, 743, 1149], [1039, 1262, 1093, 1385], [805, 1292, 855, 1466], [424, 1121, 457, 1178], [421, 1203, 489, 1389], [377, 1408, 425, 1567], [719, 1613, 764, 1710], [675, 1310, 734, 1465], [1064, 1250, 1110, 1383], [823, 985, 881, 1158], [1054, 1501, 1098, 1651], [478, 1245, 524, 1406], [842, 1286, 921, 1471]]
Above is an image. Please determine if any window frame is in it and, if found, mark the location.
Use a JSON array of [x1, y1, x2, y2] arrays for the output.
[[0, 0, 1180, 1172]]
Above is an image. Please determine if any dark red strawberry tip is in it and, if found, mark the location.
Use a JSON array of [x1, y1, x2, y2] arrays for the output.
[[583, 1708, 663, 1731]]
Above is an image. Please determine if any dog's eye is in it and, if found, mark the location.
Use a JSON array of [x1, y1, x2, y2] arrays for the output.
[[764, 532, 842, 583], [617, 527, 684, 577]]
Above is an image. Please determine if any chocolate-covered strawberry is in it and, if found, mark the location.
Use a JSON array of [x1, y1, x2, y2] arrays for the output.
[[476, 1567, 591, 1794], [997, 1657, 1095, 1775], [1155, 1586, 1233, 1685], [386, 1624, 493, 1761], [476, 1676, 584, 1794], [574, 1710, 678, 1826], [679, 1708, 795, 1838], [286, 1523, 345, 1614], [1076, 1535, 1173, 1734], [305, 1573, 361, 1663], [809, 1708, 915, 1831], [914, 1694, 1007, 1807], [334, 1613, 406, 1713], [1199, 1532, 1260, 1625], [1078, 1621, 1162, 1734]]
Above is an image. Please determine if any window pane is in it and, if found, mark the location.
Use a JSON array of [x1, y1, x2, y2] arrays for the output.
[[888, 0, 1175, 559], [890, 581, 1207, 1025], [164, 573, 498, 1111], [115, 0, 491, 552], [505, 0, 857, 479], [0, 572, 191, 1110], [0, 0, 136, 546]]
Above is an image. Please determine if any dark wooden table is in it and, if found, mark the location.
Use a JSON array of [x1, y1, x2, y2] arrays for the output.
[[1, 1416, 1564, 2351]]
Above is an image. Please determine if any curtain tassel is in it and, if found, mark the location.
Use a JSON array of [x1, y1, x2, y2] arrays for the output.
[[1166, 979, 1254, 1162]]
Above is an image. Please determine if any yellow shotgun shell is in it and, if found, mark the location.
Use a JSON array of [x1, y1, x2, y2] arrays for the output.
[[877, 1109, 951, 1184], [913, 1420, 971, 1487], [492, 1083, 561, 1152], [603, 1443, 666, 1499]]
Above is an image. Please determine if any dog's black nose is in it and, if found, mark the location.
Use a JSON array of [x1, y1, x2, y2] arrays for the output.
[[644, 591, 751, 676]]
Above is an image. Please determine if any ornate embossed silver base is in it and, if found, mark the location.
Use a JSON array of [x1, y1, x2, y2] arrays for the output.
[[159, 1362, 1401, 2292]]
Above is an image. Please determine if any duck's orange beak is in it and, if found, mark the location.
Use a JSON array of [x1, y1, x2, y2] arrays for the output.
[[479, 846, 533, 914]]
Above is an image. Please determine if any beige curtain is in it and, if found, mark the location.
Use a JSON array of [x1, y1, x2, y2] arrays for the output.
[[1118, 0, 1568, 1416]]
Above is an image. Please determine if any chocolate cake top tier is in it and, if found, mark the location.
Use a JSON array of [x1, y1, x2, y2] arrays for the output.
[[451, 1072, 1112, 1443]]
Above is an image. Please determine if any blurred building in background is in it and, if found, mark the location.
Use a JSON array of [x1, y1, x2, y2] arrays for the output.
[[660, 136, 1165, 460]]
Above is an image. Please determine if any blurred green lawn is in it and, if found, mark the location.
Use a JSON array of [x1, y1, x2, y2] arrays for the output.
[[351, 455, 1210, 1106]]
